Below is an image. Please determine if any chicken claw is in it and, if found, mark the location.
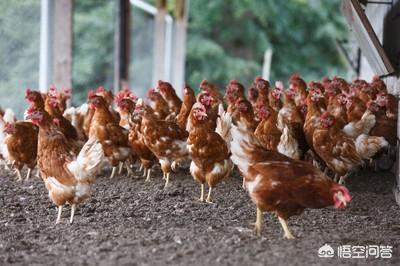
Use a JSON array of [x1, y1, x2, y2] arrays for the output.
[[278, 216, 295, 239], [109, 167, 117, 179], [70, 204, 76, 224], [56, 205, 63, 224], [198, 184, 205, 202], [255, 207, 263, 235]]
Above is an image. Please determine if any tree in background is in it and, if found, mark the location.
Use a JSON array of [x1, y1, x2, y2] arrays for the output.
[[72, 0, 115, 105], [186, 0, 348, 90], [0, 0, 40, 117]]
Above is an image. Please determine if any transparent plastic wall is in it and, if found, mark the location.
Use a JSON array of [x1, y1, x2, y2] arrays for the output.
[[130, 7, 155, 98], [72, 0, 115, 105], [0, 0, 40, 118]]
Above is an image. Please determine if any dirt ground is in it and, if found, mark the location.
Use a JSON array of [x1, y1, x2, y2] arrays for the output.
[[0, 165, 399, 266]]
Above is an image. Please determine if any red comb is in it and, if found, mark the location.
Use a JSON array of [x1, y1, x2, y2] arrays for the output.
[[200, 79, 208, 87], [26, 105, 37, 114], [290, 73, 300, 80], [255, 76, 263, 82], [96, 86, 105, 93], [25, 88, 32, 97], [4, 122, 11, 129], [321, 111, 330, 119], [157, 80, 163, 87], [88, 90, 96, 99], [62, 88, 72, 98], [147, 88, 156, 98], [372, 75, 380, 82]]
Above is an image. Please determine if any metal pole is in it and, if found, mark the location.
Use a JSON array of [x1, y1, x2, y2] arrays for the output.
[[39, 0, 53, 92]]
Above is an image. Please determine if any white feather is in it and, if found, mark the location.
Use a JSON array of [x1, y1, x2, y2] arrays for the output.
[[67, 138, 104, 182]]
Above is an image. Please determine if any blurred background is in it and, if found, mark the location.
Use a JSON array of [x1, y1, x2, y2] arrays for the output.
[[0, 0, 390, 118]]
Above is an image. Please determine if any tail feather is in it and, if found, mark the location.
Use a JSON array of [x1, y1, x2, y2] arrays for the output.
[[67, 138, 104, 182], [216, 103, 232, 152], [355, 134, 388, 160], [343, 110, 376, 138]]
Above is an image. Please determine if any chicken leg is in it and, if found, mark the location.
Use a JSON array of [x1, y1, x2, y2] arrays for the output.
[[142, 168, 147, 177], [125, 162, 134, 177], [109, 167, 117, 179], [70, 204, 76, 224], [206, 187, 213, 203], [198, 184, 205, 202], [118, 162, 124, 175], [138, 163, 143, 173], [56, 205, 63, 224], [171, 161, 177, 172], [278, 216, 295, 239], [164, 172, 170, 189], [338, 173, 350, 185], [255, 207, 263, 235], [14, 169, 23, 182], [145, 169, 152, 182], [25, 168, 32, 181]]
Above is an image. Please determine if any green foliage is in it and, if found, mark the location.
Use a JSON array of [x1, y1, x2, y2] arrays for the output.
[[186, 0, 348, 89], [72, 0, 115, 104], [0, 0, 40, 117]]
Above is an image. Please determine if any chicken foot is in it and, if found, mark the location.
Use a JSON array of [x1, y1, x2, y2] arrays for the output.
[[255, 207, 263, 235], [14, 169, 23, 182], [278, 216, 295, 239], [206, 187, 213, 203], [56, 205, 63, 224], [145, 169, 152, 182], [109, 167, 117, 179]]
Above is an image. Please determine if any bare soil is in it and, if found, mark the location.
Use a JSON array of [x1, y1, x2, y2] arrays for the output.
[[0, 166, 399, 266]]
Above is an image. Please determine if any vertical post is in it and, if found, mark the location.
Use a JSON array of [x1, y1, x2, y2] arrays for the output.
[[53, 0, 73, 90], [396, 99, 400, 205], [152, 0, 167, 85], [171, 0, 189, 97], [114, 0, 131, 94], [262, 49, 273, 81], [39, 0, 53, 92]]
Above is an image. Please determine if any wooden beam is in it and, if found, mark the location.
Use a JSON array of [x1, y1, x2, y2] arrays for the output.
[[53, 0, 73, 90], [114, 0, 131, 93], [171, 0, 189, 96]]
